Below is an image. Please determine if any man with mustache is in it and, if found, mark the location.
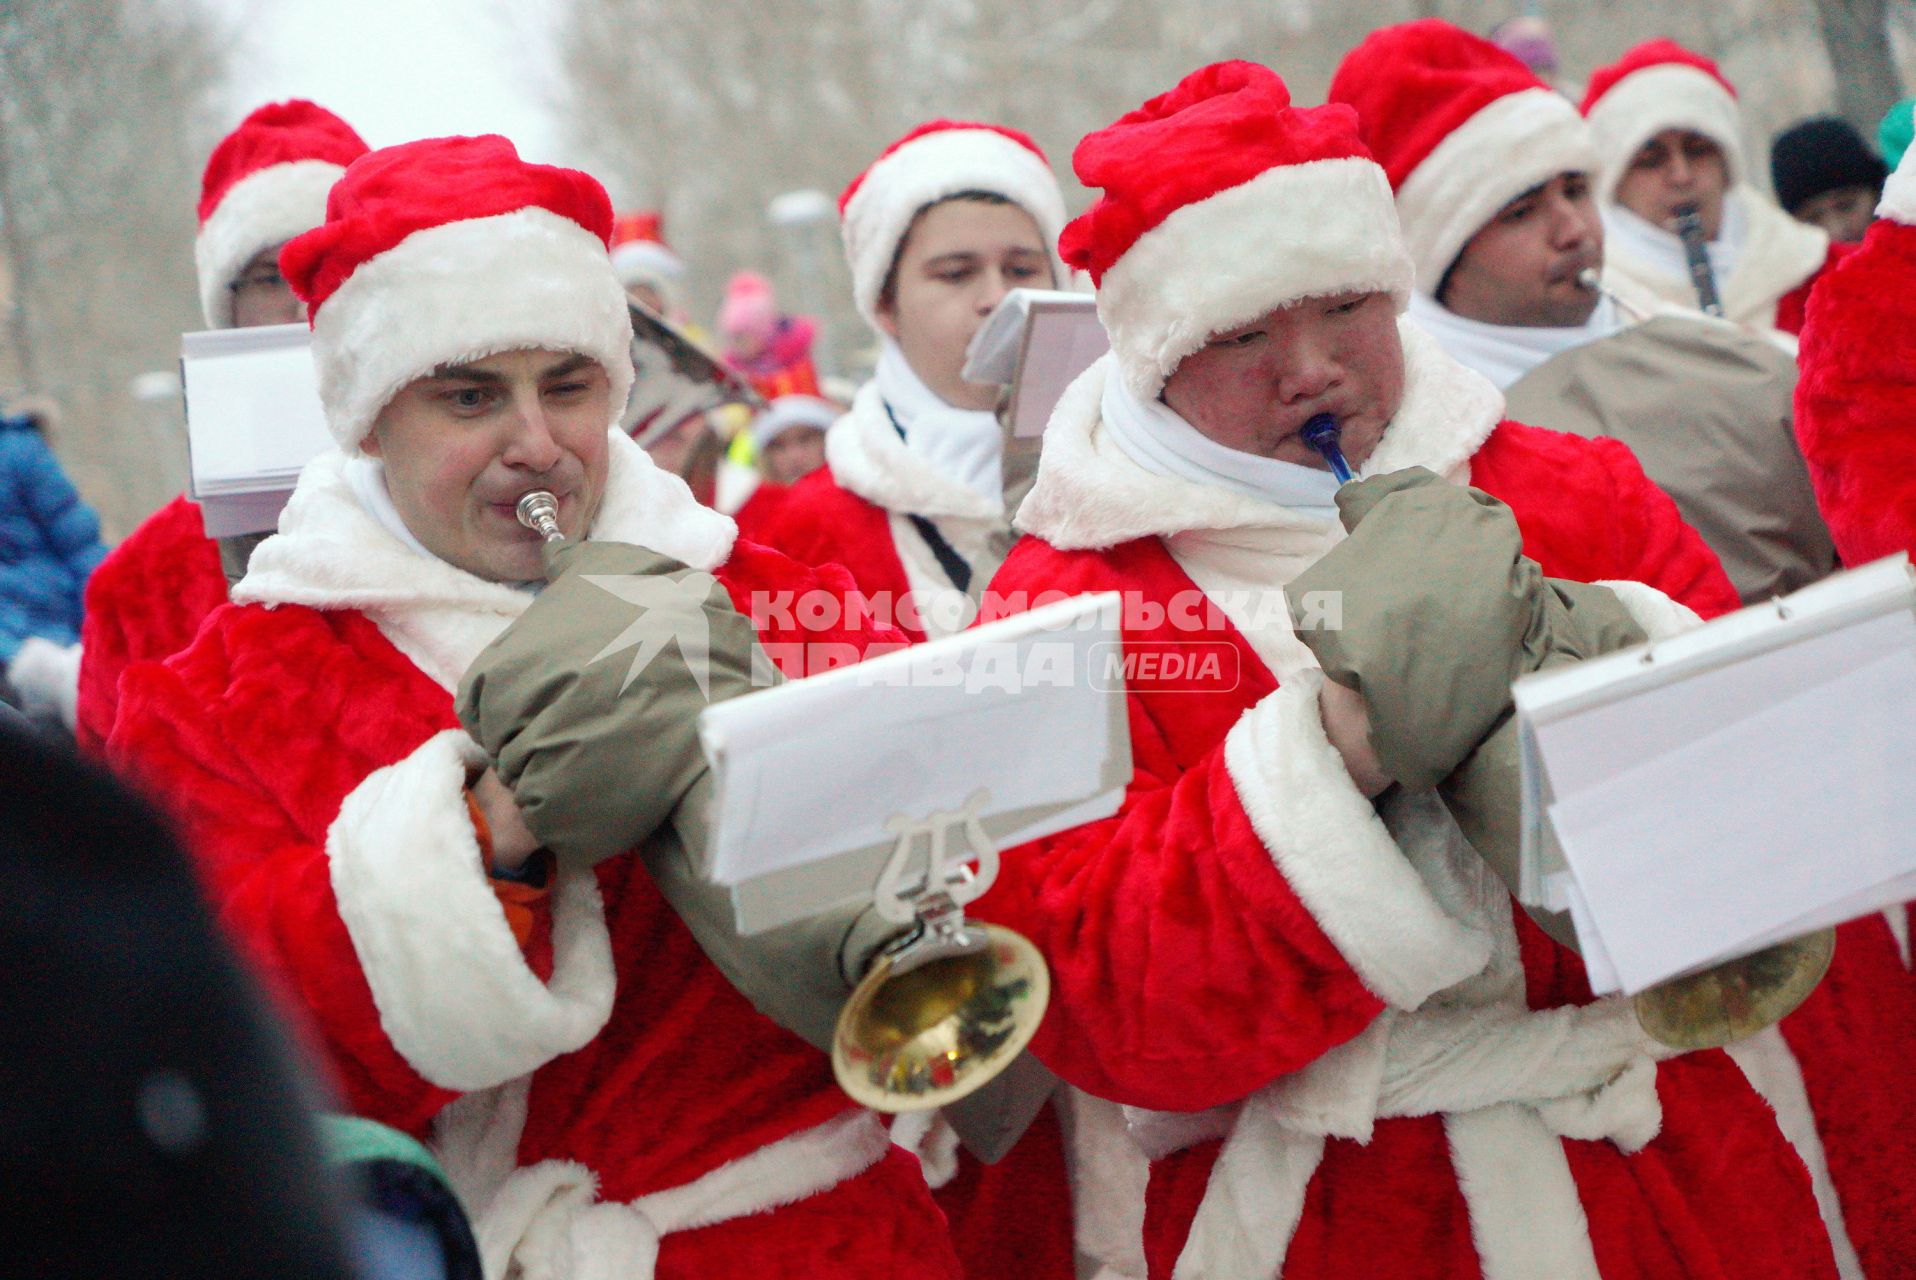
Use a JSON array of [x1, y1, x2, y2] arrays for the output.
[[1331, 19, 1835, 605], [105, 134, 960, 1279]]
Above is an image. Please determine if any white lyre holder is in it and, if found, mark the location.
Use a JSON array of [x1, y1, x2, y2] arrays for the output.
[[870, 787, 997, 972]]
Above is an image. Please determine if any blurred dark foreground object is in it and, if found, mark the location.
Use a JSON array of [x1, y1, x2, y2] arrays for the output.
[[0, 719, 361, 1278]]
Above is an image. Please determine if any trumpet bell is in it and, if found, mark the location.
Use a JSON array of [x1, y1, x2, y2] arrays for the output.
[[832, 923, 1050, 1113], [1633, 927, 1836, 1051]]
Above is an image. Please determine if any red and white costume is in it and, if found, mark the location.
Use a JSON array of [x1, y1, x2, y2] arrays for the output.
[[1783, 147, 1916, 1280], [972, 61, 1839, 1280], [764, 122, 1096, 1276], [1581, 40, 1848, 336], [77, 100, 367, 752], [108, 134, 959, 1280], [767, 122, 1070, 643]]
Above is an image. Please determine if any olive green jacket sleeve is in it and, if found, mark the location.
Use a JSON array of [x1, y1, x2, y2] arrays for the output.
[[1285, 469, 1647, 950]]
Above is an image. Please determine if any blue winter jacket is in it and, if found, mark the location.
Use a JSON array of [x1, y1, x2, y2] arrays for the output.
[[0, 415, 106, 662]]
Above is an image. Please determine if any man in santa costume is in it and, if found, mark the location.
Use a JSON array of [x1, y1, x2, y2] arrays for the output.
[[1783, 142, 1916, 1280], [1342, 31, 1902, 1275], [765, 121, 1069, 642], [75, 100, 369, 752], [1329, 19, 1835, 604], [972, 60, 1846, 1279], [105, 133, 961, 1280], [1581, 38, 1849, 336]]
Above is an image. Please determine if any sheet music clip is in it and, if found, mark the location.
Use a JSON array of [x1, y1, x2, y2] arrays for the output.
[[873, 788, 997, 927]]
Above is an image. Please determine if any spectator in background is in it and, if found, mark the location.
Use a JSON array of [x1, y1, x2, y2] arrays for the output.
[[0, 404, 106, 729], [74, 100, 367, 753], [1772, 116, 1887, 244], [718, 270, 823, 400], [1582, 39, 1849, 335], [1488, 13, 1581, 98]]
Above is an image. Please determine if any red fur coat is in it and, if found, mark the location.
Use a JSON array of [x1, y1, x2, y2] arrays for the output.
[[108, 438, 960, 1280], [75, 494, 229, 751], [971, 333, 1835, 1279]]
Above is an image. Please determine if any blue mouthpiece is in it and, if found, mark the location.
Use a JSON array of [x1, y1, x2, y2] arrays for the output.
[[1301, 413, 1354, 484]]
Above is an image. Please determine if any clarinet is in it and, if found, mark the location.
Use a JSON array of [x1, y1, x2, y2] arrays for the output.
[[1671, 202, 1724, 318]]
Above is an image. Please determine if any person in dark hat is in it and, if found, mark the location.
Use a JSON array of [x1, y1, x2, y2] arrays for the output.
[[1772, 115, 1888, 244], [0, 715, 360, 1278]]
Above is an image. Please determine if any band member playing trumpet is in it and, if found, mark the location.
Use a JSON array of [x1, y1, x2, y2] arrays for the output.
[[1329, 19, 1835, 605], [105, 134, 961, 1280], [972, 61, 1844, 1279]]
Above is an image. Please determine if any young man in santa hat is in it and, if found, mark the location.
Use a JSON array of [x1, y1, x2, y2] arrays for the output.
[[74, 100, 369, 753], [1785, 142, 1916, 1280], [1330, 19, 1835, 604], [970, 60, 1846, 1280], [105, 133, 961, 1280], [763, 121, 1068, 642], [1581, 38, 1850, 335]]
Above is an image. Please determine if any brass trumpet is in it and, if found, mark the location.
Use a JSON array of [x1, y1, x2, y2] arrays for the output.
[[516, 490, 565, 543], [831, 791, 1051, 1113]]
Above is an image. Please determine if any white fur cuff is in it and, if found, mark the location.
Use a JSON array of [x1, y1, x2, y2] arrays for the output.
[[327, 729, 616, 1091], [1222, 670, 1494, 1009], [1591, 578, 1701, 640]]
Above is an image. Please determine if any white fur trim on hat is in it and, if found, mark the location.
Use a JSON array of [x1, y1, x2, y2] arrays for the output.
[[1094, 157, 1415, 402], [841, 128, 1069, 326], [311, 206, 635, 453], [610, 238, 684, 290], [194, 159, 346, 329], [1587, 64, 1744, 203], [750, 395, 839, 450], [1397, 89, 1600, 297]]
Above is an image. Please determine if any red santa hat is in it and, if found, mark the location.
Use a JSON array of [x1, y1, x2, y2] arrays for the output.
[[195, 100, 368, 329], [281, 135, 634, 453], [1329, 19, 1597, 296], [838, 120, 1069, 326], [1579, 39, 1744, 201], [609, 209, 684, 296], [1063, 61, 1413, 402]]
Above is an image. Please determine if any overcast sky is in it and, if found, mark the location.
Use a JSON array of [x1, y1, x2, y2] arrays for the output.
[[202, 0, 568, 163]]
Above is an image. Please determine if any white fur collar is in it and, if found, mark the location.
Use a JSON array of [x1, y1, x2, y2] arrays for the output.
[[824, 381, 1006, 523], [1601, 185, 1828, 327], [1017, 318, 1504, 550], [234, 429, 737, 688]]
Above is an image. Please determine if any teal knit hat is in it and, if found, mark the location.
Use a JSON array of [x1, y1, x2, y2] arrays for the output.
[[1879, 98, 1915, 170]]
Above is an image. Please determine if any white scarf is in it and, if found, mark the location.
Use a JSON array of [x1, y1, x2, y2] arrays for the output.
[[1407, 290, 1626, 392], [344, 454, 439, 563], [1098, 373, 1343, 517], [1601, 189, 1749, 303], [873, 338, 1003, 504]]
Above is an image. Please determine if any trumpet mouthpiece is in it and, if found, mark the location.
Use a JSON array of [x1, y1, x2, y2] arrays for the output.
[[516, 490, 564, 542], [1576, 268, 1600, 291]]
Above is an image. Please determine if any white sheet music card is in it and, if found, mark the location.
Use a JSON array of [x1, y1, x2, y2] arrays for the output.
[[182, 323, 331, 493], [698, 592, 1127, 908], [961, 289, 1108, 439], [1516, 555, 1916, 995]]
